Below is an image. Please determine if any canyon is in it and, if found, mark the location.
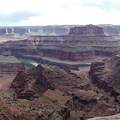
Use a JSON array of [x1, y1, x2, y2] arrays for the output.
[[9, 55, 120, 119], [0, 25, 119, 70], [0, 24, 120, 119]]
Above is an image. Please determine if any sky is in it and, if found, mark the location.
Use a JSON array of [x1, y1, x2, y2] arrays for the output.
[[0, 0, 120, 26]]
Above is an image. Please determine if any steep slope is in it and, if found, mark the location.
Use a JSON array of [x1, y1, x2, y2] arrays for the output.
[[89, 55, 120, 98], [89, 55, 120, 120]]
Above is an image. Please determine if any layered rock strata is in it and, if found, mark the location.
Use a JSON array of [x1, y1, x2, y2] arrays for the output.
[[0, 55, 25, 77], [68, 25, 105, 36], [0, 25, 119, 70], [1, 25, 118, 68], [89, 55, 120, 104]]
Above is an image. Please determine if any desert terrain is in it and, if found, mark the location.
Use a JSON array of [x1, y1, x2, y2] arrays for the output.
[[0, 25, 120, 119]]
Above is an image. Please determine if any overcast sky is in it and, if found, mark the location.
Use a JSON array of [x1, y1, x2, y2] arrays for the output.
[[0, 0, 120, 26]]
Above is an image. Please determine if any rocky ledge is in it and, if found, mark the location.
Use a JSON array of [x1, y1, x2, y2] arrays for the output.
[[89, 55, 120, 103]]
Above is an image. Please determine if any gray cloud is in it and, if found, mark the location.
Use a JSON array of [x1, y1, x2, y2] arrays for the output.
[[0, 11, 39, 25]]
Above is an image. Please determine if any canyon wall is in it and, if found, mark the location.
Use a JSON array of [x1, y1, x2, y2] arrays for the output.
[[89, 55, 120, 103], [26, 25, 119, 62], [0, 25, 119, 69], [0, 55, 25, 77]]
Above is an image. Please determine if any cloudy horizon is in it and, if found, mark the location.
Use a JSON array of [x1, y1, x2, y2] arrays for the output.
[[0, 0, 120, 26]]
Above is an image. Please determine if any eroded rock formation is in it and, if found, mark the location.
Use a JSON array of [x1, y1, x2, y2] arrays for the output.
[[89, 56, 120, 97], [11, 65, 55, 99], [68, 25, 105, 36], [10, 63, 120, 119], [99, 24, 120, 37], [0, 25, 70, 37], [1, 25, 118, 70]]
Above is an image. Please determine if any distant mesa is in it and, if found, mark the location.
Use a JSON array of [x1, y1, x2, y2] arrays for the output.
[[68, 25, 105, 36], [1, 24, 120, 38], [0, 26, 70, 37], [0, 25, 105, 37]]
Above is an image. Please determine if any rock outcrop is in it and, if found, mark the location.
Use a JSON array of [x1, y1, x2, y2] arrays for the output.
[[89, 55, 120, 104], [11, 65, 55, 100], [99, 24, 120, 37], [0, 25, 70, 37], [0, 29, 7, 36], [68, 25, 105, 36], [10, 64, 88, 119], [89, 55, 120, 119]]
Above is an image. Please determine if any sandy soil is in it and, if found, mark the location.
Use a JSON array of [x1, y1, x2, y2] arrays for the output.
[[0, 76, 15, 90]]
